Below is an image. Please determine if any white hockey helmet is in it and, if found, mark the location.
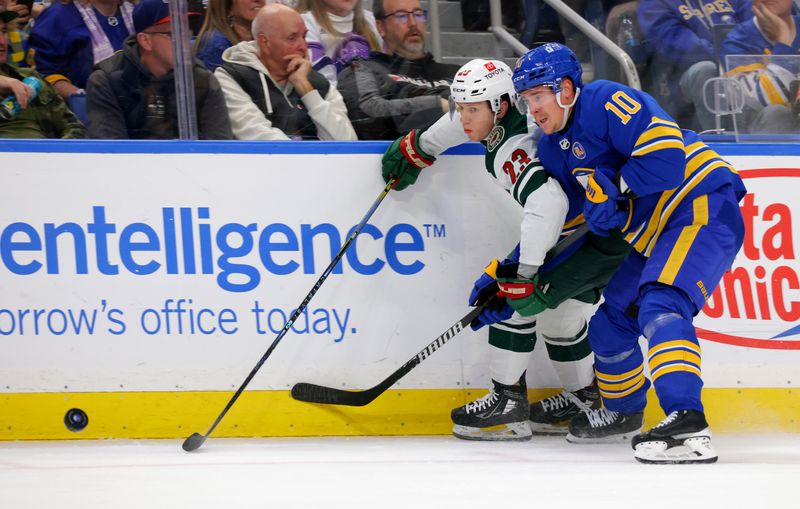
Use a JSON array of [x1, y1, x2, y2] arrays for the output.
[[450, 59, 517, 115]]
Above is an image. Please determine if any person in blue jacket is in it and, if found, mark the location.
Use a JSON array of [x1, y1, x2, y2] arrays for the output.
[[193, 0, 265, 72], [637, 0, 752, 131], [721, 0, 800, 132], [512, 43, 746, 464], [28, 0, 135, 100]]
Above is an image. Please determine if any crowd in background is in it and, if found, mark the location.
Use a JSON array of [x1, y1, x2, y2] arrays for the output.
[[0, 0, 798, 140]]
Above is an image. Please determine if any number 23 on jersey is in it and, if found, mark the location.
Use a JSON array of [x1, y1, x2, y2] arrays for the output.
[[502, 149, 532, 184]]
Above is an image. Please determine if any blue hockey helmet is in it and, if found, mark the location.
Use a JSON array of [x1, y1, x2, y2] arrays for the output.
[[512, 43, 583, 95]]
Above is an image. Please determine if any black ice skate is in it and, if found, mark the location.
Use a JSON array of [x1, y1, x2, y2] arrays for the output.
[[529, 381, 601, 435], [566, 407, 644, 443], [632, 410, 717, 464], [451, 378, 531, 441]]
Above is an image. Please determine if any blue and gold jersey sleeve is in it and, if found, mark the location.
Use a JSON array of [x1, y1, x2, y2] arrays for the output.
[[585, 81, 686, 196]]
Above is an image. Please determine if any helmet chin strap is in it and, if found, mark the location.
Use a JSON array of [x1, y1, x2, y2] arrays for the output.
[[490, 97, 503, 127], [555, 87, 580, 131]]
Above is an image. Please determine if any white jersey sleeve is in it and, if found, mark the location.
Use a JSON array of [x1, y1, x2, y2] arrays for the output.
[[489, 131, 569, 270], [418, 112, 470, 157]]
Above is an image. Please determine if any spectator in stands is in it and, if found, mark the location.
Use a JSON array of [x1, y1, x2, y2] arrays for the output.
[[194, 0, 265, 72], [86, 0, 233, 139], [2, 0, 43, 68], [721, 0, 800, 132], [0, 7, 86, 138], [28, 0, 136, 101], [297, 0, 382, 85], [215, 3, 356, 139], [519, 0, 563, 48], [336, 0, 458, 140], [605, 1, 639, 47], [637, 0, 751, 131]]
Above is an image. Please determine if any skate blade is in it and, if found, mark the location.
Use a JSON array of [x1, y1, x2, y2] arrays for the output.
[[529, 421, 569, 436], [634, 432, 718, 464], [565, 429, 641, 444], [452, 422, 532, 442]]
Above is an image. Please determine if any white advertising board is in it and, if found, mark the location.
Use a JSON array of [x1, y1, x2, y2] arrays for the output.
[[0, 147, 798, 393]]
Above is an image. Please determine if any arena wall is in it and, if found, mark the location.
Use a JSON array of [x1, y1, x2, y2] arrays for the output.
[[1, 140, 798, 439]]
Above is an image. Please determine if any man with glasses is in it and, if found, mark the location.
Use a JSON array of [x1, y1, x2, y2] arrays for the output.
[[86, 0, 233, 139], [336, 0, 460, 139]]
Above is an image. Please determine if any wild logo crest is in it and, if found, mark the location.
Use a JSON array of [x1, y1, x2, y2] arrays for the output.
[[486, 126, 505, 152]]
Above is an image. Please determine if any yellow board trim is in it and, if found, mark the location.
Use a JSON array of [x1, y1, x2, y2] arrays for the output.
[[1, 388, 799, 440]]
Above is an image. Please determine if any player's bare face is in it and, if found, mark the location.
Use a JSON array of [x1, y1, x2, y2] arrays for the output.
[[520, 86, 560, 134], [457, 101, 495, 142]]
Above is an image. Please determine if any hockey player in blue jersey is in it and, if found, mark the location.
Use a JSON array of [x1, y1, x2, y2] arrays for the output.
[[511, 43, 746, 464], [380, 59, 631, 440]]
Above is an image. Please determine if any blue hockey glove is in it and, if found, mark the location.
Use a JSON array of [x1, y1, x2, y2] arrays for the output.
[[381, 129, 436, 191], [495, 261, 553, 317], [468, 255, 520, 307], [468, 257, 517, 331], [582, 170, 633, 236], [470, 297, 515, 331], [469, 259, 500, 307]]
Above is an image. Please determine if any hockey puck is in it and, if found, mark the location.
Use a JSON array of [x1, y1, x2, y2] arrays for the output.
[[64, 408, 89, 432]]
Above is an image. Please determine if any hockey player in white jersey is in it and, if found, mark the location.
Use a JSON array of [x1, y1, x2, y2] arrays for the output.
[[380, 59, 630, 440]]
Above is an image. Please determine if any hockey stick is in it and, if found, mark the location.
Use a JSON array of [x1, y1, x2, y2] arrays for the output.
[[290, 220, 591, 407], [182, 179, 396, 452], [291, 304, 486, 406]]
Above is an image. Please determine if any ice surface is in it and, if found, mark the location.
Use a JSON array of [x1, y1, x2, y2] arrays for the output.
[[1, 434, 797, 508]]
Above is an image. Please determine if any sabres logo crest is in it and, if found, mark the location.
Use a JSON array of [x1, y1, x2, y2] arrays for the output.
[[572, 141, 587, 159]]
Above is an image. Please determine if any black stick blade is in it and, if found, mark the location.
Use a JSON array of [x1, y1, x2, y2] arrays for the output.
[[291, 382, 374, 406], [182, 432, 207, 452]]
